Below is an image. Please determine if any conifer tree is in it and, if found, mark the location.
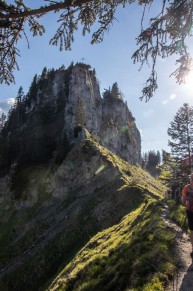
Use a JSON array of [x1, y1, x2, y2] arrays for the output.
[[111, 82, 120, 100], [143, 150, 161, 177], [27, 74, 38, 100], [168, 103, 193, 173], [0, 113, 6, 133], [14, 86, 25, 124], [142, 152, 148, 169], [159, 150, 177, 186], [40, 67, 48, 80], [146, 150, 161, 168], [15, 86, 24, 107], [107, 82, 123, 100], [102, 87, 111, 99]]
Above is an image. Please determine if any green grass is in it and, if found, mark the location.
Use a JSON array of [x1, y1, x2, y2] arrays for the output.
[[0, 130, 170, 291], [49, 199, 177, 291], [165, 198, 188, 231]]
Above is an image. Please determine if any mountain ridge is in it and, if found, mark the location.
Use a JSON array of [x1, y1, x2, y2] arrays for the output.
[[0, 64, 181, 291], [0, 128, 167, 290]]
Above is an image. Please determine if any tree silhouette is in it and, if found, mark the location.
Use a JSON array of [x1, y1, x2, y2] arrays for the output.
[[168, 103, 193, 173], [14, 86, 24, 108], [111, 82, 123, 100], [143, 150, 161, 177], [13, 86, 26, 125], [103, 83, 123, 100], [27, 74, 38, 101], [158, 150, 177, 186], [0, 112, 6, 132], [0, 1, 193, 100]]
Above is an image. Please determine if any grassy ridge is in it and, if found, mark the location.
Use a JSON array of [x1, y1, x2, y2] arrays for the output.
[[49, 198, 177, 291], [0, 131, 170, 290], [0, 182, 147, 290]]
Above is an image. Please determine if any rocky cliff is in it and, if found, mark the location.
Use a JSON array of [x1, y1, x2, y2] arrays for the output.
[[0, 63, 141, 170], [64, 64, 141, 164]]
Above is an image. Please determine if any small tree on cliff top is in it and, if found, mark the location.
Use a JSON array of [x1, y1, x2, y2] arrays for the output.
[[111, 83, 123, 100]]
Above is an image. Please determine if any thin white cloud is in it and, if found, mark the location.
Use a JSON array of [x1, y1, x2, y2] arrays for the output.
[[162, 93, 176, 105], [169, 93, 176, 100]]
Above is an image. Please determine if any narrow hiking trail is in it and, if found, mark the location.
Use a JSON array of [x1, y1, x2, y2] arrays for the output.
[[162, 204, 193, 291]]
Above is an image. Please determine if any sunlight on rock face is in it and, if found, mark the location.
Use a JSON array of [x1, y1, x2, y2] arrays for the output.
[[95, 165, 105, 175]]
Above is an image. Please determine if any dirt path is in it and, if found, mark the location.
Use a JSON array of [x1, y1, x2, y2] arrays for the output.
[[162, 204, 193, 291]]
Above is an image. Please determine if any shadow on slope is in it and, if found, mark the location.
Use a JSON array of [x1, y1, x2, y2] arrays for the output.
[[0, 130, 167, 290]]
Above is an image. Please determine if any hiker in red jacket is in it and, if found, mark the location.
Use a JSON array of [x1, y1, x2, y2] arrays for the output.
[[181, 173, 193, 257]]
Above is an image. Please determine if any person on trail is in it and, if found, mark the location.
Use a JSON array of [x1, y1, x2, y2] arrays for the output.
[[181, 173, 193, 257]]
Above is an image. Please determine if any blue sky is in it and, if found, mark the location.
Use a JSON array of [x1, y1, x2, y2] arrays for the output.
[[1, 1, 193, 154]]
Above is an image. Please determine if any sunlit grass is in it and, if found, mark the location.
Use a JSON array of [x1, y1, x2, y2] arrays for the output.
[[165, 198, 188, 231], [49, 200, 177, 291], [0, 129, 171, 290]]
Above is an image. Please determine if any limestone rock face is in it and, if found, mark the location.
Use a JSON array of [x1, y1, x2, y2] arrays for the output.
[[0, 63, 141, 169], [100, 97, 141, 164], [64, 64, 141, 164], [64, 65, 103, 141]]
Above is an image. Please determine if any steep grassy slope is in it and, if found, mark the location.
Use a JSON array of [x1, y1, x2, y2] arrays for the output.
[[49, 199, 176, 291], [0, 130, 170, 290]]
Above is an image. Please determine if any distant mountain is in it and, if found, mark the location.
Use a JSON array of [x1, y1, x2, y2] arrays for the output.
[[0, 63, 141, 172]]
